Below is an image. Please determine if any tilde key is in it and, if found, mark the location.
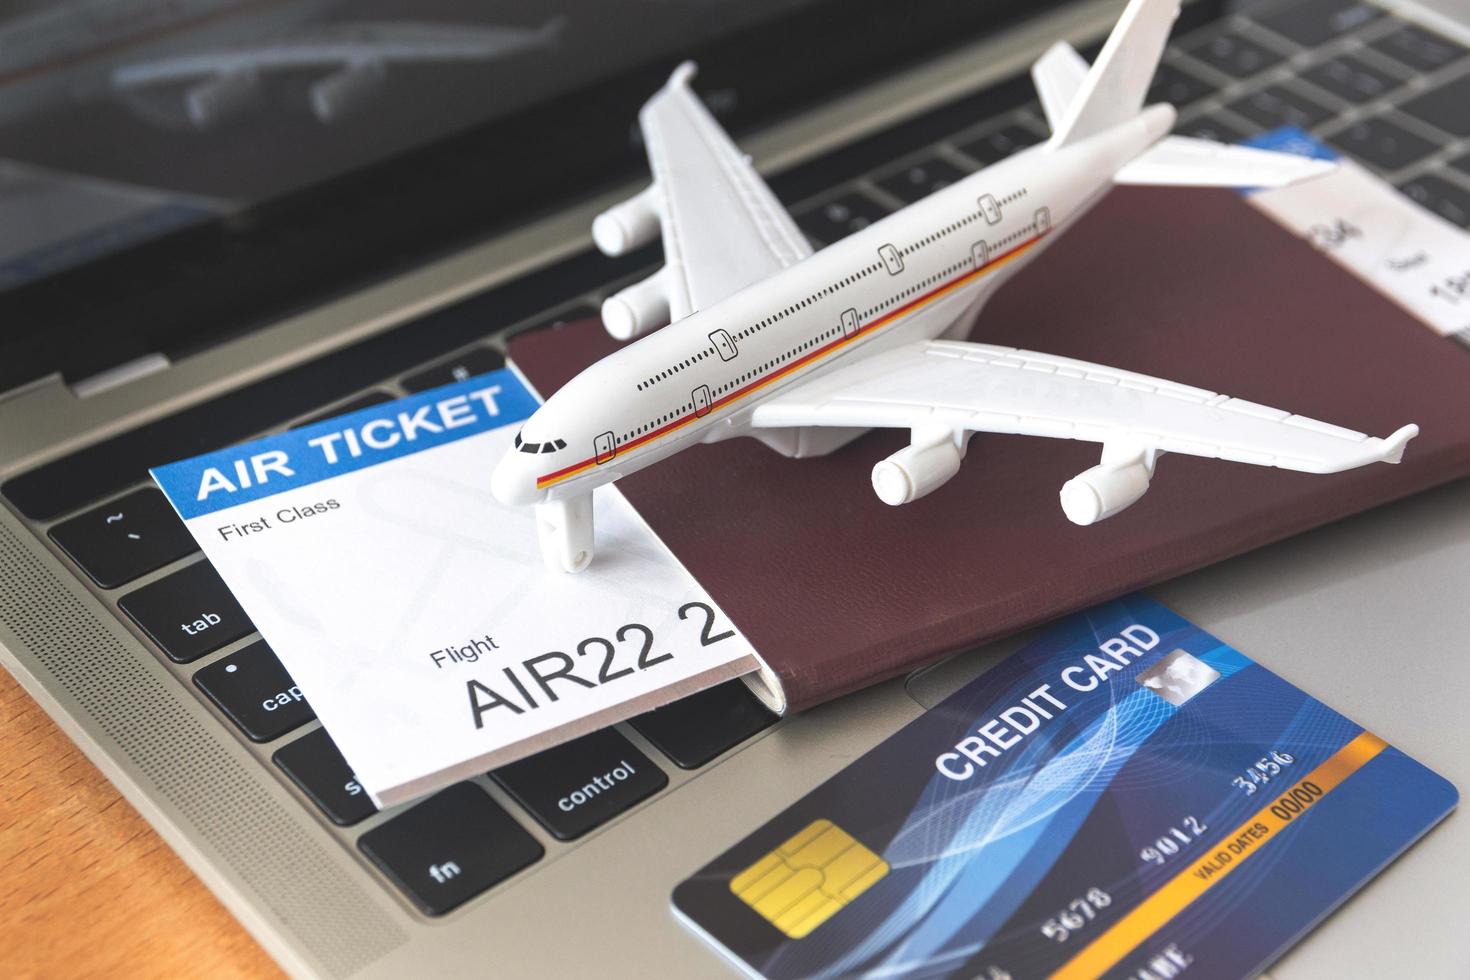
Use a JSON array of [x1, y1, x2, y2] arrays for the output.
[[49, 487, 198, 588]]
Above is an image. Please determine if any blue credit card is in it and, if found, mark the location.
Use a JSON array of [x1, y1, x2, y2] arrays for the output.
[[673, 597, 1456, 979]]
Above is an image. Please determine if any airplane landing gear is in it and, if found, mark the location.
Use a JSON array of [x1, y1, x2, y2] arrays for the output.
[[535, 494, 595, 573]]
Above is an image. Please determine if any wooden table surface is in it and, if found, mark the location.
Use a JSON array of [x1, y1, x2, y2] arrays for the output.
[[1, 669, 283, 979]]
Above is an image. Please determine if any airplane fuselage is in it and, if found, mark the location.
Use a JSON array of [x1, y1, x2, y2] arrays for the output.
[[493, 106, 1175, 507]]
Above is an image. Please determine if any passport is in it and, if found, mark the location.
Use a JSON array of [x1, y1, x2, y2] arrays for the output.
[[508, 188, 1470, 719], [673, 597, 1456, 979]]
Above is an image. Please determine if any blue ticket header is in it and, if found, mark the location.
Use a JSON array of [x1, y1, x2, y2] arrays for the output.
[[1242, 124, 1341, 161], [152, 368, 537, 519]]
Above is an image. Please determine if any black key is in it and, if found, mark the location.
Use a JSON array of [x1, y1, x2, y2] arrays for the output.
[[954, 123, 1042, 166], [1148, 63, 1217, 109], [630, 681, 776, 770], [292, 391, 394, 429], [768, 73, 1035, 202], [1182, 30, 1287, 78], [273, 727, 377, 826], [1252, 0, 1380, 47], [48, 488, 197, 589], [194, 640, 314, 742], [1400, 75, 1470, 139], [1228, 85, 1335, 131], [1369, 24, 1467, 74], [1398, 175, 1470, 228], [401, 347, 505, 393], [873, 156, 970, 204], [1327, 116, 1437, 170], [1177, 114, 1250, 143], [118, 561, 253, 663], [358, 782, 542, 916], [794, 192, 890, 245], [1300, 55, 1403, 104], [490, 728, 666, 841]]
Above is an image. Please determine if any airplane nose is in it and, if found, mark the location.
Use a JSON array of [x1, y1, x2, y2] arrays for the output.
[[491, 450, 538, 507]]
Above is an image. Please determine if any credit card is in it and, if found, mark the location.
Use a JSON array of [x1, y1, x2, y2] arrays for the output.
[[673, 597, 1456, 979]]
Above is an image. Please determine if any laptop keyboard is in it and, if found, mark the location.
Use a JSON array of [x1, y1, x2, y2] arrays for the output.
[[3, 0, 1468, 920]]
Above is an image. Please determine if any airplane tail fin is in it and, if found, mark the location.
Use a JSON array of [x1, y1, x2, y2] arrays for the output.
[[1031, 0, 1334, 189], [1044, 0, 1180, 147]]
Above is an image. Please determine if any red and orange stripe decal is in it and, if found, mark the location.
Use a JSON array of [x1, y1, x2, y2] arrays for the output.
[[536, 231, 1044, 489]]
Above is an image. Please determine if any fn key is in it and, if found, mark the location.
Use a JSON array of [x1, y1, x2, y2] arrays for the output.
[[358, 783, 542, 915]]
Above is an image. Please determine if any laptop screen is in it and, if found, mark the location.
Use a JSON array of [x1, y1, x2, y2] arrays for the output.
[[0, 0, 1053, 391]]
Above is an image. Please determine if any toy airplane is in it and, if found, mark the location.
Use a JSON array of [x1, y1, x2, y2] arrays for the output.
[[492, 0, 1418, 573]]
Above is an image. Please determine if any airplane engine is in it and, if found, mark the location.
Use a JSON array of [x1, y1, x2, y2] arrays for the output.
[[184, 68, 259, 129], [309, 60, 387, 123], [1059, 460, 1152, 525], [591, 186, 661, 256], [602, 270, 671, 341], [871, 441, 963, 506]]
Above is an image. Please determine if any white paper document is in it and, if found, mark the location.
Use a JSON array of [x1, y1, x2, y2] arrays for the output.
[[152, 368, 760, 807], [1245, 127, 1470, 338]]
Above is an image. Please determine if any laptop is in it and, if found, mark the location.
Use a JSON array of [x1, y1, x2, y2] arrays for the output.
[[2, 0, 1468, 976]]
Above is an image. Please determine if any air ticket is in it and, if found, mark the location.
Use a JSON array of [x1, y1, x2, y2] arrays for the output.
[[674, 596, 1455, 979], [152, 367, 762, 807]]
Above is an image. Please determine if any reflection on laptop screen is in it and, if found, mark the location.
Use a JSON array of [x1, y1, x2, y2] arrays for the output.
[[0, 0, 816, 291], [0, 0, 1051, 394]]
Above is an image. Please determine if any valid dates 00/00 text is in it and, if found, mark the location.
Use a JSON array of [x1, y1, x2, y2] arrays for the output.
[[466, 602, 737, 727]]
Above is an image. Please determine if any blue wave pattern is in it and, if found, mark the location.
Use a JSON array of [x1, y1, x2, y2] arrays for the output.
[[799, 602, 1245, 978]]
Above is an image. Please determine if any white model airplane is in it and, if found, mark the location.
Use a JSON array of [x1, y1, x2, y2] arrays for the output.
[[492, 0, 1418, 573]]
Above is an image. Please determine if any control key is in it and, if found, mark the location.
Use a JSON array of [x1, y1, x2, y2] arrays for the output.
[[490, 728, 666, 840]]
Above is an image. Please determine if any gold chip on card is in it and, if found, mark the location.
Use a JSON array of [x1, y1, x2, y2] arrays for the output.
[[728, 819, 888, 939]]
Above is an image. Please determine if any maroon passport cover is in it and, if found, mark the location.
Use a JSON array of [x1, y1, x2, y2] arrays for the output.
[[510, 188, 1470, 713]]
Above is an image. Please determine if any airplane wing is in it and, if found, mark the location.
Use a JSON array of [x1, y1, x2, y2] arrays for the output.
[[593, 63, 812, 337], [1113, 135, 1336, 188], [752, 339, 1415, 518]]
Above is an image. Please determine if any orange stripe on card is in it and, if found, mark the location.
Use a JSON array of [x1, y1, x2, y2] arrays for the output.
[[1049, 731, 1388, 980]]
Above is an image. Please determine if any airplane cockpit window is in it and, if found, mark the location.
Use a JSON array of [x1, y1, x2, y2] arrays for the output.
[[515, 432, 567, 454]]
